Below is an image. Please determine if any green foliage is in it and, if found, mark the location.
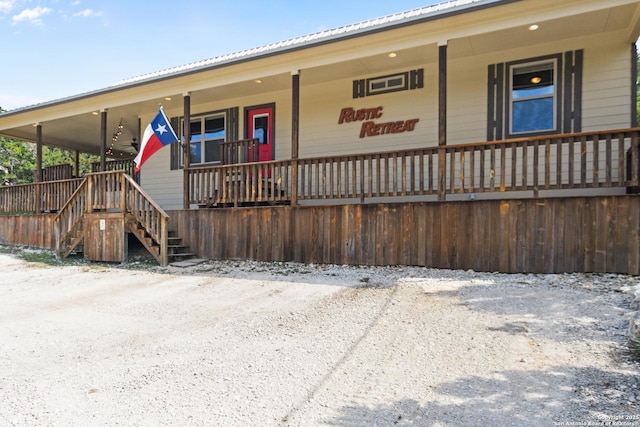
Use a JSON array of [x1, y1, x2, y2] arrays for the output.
[[0, 137, 36, 185], [42, 146, 100, 177]]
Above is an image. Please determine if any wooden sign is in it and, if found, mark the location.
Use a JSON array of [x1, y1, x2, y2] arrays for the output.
[[338, 106, 419, 138]]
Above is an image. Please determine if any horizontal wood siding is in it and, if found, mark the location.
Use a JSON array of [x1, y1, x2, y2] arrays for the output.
[[169, 195, 640, 274], [0, 214, 55, 248]]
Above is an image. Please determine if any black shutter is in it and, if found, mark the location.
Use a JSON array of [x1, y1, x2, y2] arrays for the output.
[[353, 79, 366, 98], [487, 63, 504, 141], [410, 68, 424, 90], [228, 107, 239, 141], [563, 49, 583, 133], [170, 116, 182, 170]]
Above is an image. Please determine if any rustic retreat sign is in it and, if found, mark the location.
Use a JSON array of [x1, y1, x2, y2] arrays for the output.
[[337, 106, 419, 138]]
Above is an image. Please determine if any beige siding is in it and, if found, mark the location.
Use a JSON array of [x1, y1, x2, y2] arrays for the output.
[[139, 31, 634, 209], [299, 69, 438, 159], [582, 33, 632, 132]]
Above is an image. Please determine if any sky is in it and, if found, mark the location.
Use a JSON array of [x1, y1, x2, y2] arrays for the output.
[[0, 0, 443, 111]]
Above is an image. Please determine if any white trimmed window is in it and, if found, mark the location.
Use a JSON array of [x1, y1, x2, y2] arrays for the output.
[[184, 112, 226, 165], [509, 59, 557, 135]]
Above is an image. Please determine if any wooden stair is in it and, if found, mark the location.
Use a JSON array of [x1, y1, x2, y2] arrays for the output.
[[127, 218, 195, 264], [167, 232, 196, 262], [56, 171, 195, 266], [58, 220, 84, 258]]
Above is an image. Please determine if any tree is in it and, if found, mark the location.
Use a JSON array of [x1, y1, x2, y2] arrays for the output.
[[0, 137, 36, 185]]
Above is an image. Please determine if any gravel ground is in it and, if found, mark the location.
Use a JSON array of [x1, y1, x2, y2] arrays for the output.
[[0, 249, 639, 427]]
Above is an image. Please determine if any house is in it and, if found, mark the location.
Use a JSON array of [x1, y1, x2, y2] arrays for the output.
[[1, 0, 640, 273]]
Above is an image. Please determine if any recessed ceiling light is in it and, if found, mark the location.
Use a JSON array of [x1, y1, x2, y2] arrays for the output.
[[388, 52, 397, 58], [529, 24, 539, 31], [255, 79, 263, 84], [164, 97, 172, 101], [530, 76, 542, 84], [91, 111, 99, 115]]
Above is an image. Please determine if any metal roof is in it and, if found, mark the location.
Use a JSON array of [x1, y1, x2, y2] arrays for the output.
[[2, 0, 506, 114], [114, 0, 498, 86]]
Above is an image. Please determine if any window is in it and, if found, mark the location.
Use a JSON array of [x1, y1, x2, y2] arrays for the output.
[[353, 69, 424, 98], [185, 113, 226, 165], [170, 107, 238, 170], [509, 60, 556, 134], [487, 51, 582, 141]]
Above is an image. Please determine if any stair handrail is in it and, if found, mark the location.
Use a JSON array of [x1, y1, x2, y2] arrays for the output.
[[122, 173, 169, 266], [53, 177, 88, 257]]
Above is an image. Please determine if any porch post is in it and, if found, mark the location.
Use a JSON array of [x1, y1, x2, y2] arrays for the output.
[[438, 42, 448, 201], [35, 123, 43, 214], [35, 123, 42, 182], [291, 71, 300, 206], [100, 110, 108, 172], [438, 43, 447, 147], [74, 149, 80, 178], [183, 93, 191, 210]]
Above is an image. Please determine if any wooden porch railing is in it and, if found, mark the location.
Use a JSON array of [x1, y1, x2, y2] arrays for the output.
[[41, 164, 73, 181], [54, 171, 169, 265], [54, 178, 88, 258], [0, 178, 84, 214], [185, 128, 640, 206], [187, 161, 292, 207], [123, 173, 169, 266], [92, 159, 139, 182], [220, 138, 259, 165]]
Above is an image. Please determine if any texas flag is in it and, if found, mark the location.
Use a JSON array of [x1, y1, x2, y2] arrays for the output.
[[134, 108, 179, 172]]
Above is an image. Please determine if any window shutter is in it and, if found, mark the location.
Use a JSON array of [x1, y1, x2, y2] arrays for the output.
[[487, 63, 504, 141], [228, 107, 239, 141], [410, 68, 424, 90], [170, 116, 182, 170], [353, 79, 366, 98], [564, 50, 583, 133]]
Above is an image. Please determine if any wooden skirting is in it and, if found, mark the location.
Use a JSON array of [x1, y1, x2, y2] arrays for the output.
[[169, 196, 640, 274], [1, 196, 638, 274], [0, 214, 55, 249]]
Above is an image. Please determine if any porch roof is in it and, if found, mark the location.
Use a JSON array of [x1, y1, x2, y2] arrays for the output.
[[0, 0, 639, 156]]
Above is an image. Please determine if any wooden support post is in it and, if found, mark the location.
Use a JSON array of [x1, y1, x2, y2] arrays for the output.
[[120, 171, 126, 212], [87, 175, 94, 213], [35, 123, 43, 213], [183, 93, 191, 210], [35, 124, 42, 182], [438, 146, 447, 201], [291, 72, 300, 160], [437, 43, 448, 201], [438, 43, 447, 147], [74, 149, 80, 178], [291, 72, 300, 206], [160, 215, 168, 267], [100, 110, 107, 172]]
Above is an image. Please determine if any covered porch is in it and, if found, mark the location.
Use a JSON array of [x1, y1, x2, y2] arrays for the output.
[[1, 127, 640, 273], [2, 127, 639, 215]]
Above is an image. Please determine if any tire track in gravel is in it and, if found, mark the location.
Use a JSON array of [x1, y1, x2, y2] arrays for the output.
[[280, 284, 400, 425]]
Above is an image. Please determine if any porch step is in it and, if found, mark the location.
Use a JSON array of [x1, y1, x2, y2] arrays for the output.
[[128, 222, 196, 265]]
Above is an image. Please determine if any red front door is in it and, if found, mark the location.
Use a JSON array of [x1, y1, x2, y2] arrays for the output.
[[247, 106, 274, 162]]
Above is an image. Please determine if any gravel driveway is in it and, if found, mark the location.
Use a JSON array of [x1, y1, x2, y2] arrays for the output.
[[0, 251, 639, 426]]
